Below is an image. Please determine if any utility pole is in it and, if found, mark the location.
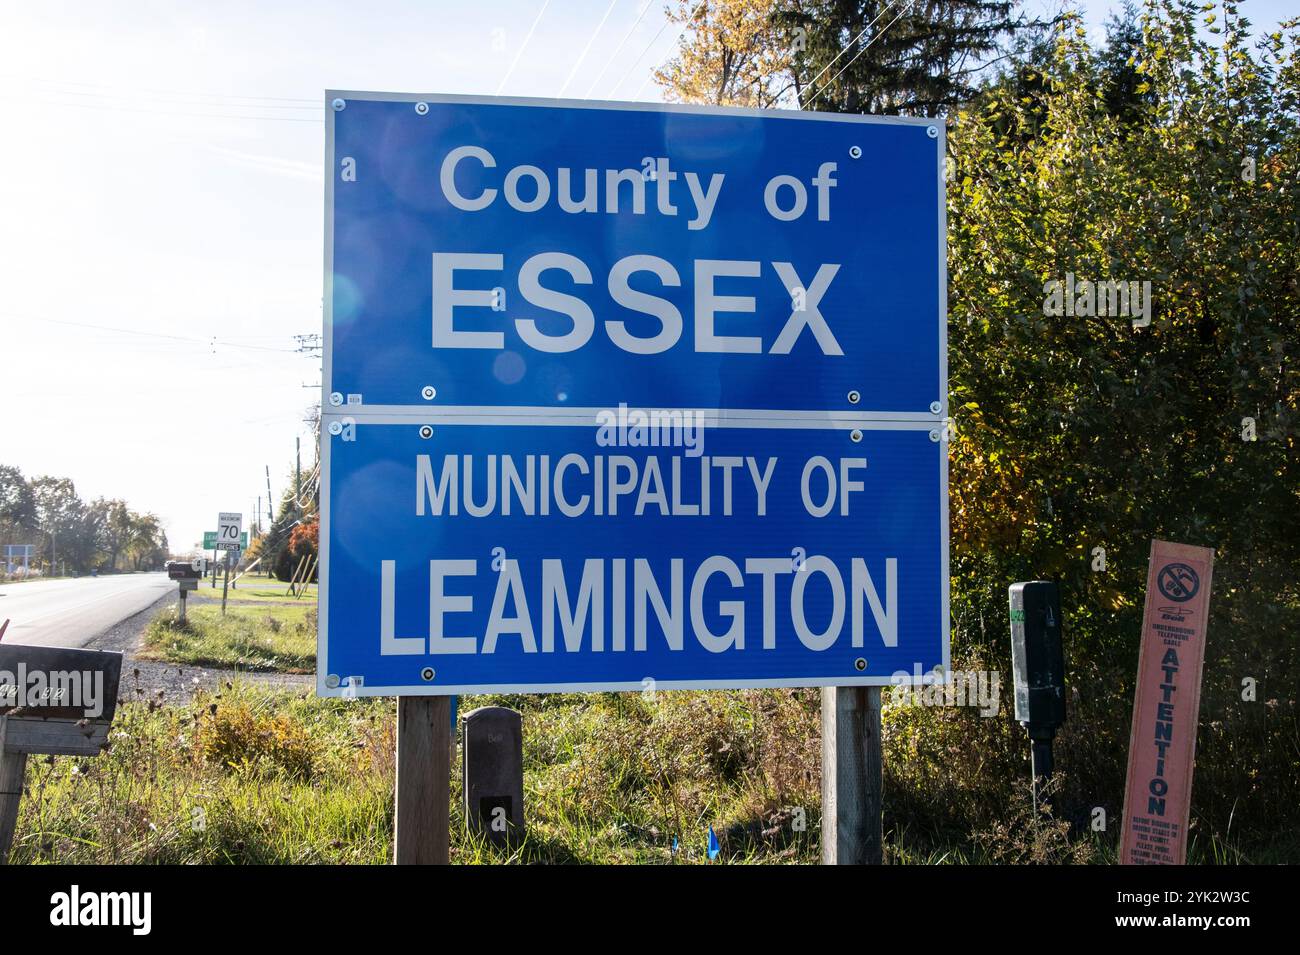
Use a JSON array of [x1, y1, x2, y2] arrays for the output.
[[295, 437, 302, 516], [265, 466, 275, 523]]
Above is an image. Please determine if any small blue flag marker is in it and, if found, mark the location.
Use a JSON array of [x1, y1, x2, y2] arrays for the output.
[[707, 825, 720, 861]]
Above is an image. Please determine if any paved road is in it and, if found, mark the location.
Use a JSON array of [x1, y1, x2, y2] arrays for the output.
[[0, 574, 173, 648]]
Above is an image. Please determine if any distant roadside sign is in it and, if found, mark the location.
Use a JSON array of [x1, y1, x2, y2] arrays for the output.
[[216, 513, 243, 552], [204, 531, 248, 550], [3, 544, 34, 573]]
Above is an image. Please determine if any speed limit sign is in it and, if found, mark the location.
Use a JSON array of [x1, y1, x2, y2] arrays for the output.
[[216, 512, 243, 551]]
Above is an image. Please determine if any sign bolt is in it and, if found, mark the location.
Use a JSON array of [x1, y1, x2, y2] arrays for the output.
[[847, 390, 860, 404], [849, 145, 862, 159], [850, 429, 863, 443], [854, 658, 867, 672], [327, 421, 343, 436], [415, 102, 429, 115], [421, 385, 437, 400], [329, 392, 343, 406], [929, 401, 942, 414], [332, 98, 346, 112], [927, 126, 938, 138], [420, 667, 435, 681], [929, 430, 940, 442], [419, 425, 434, 439]]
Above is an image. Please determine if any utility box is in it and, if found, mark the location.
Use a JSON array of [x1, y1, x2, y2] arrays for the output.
[[1008, 581, 1066, 739], [462, 706, 524, 848]]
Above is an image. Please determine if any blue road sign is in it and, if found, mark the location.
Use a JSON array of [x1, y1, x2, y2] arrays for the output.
[[325, 93, 945, 419], [317, 417, 947, 696]]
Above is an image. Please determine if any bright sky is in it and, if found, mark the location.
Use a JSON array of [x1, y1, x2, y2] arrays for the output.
[[0, 1, 1290, 555]]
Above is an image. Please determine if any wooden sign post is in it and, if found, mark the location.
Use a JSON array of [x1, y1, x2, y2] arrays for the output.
[[0, 717, 21, 864], [1119, 539, 1214, 865], [394, 695, 451, 865], [0, 644, 123, 863], [821, 686, 883, 865]]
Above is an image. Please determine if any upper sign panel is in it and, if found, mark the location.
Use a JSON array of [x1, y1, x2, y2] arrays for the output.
[[325, 93, 945, 418]]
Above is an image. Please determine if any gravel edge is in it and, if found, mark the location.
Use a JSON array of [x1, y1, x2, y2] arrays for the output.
[[84, 591, 313, 705]]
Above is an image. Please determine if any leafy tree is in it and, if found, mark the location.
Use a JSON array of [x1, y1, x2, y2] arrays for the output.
[[0, 465, 36, 530], [29, 476, 85, 572], [783, 0, 1046, 115], [656, 0, 1045, 112], [126, 512, 166, 571], [0, 466, 37, 571], [946, 2, 1299, 840], [655, 0, 800, 106], [93, 499, 135, 572]]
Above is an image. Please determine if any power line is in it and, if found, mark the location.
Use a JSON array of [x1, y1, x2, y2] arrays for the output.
[[584, 0, 655, 97], [796, 0, 901, 108], [496, 0, 553, 94], [632, 0, 710, 99], [558, 0, 621, 97], [805, 0, 918, 109], [611, 0, 705, 99], [10, 314, 301, 353]]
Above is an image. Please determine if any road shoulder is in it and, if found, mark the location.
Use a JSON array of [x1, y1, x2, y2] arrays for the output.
[[84, 592, 313, 703]]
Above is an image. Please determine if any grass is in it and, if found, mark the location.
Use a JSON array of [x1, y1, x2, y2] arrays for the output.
[[11, 681, 820, 864], [21, 601, 1293, 865], [140, 603, 315, 673], [9, 678, 1292, 865], [192, 572, 317, 606], [12, 682, 391, 864]]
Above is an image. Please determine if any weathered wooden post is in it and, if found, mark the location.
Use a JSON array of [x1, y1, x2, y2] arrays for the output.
[[0, 644, 123, 863], [0, 716, 23, 865], [462, 706, 524, 848], [821, 686, 883, 865], [394, 695, 451, 865]]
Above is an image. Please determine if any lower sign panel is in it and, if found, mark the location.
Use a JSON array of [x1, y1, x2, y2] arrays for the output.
[[319, 419, 948, 695]]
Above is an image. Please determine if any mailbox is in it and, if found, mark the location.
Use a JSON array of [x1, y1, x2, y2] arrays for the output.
[[1, 643, 124, 862], [1008, 581, 1066, 739], [166, 560, 205, 580]]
